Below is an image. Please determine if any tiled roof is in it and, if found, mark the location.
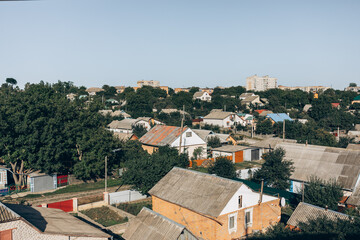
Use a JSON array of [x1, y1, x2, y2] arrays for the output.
[[203, 111, 235, 120], [123, 207, 198, 240], [0, 202, 20, 223], [148, 167, 243, 217], [139, 125, 187, 146], [287, 202, 350, 227]]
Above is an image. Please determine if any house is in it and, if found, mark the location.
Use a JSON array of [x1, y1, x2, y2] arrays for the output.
[[250, 137, 297, 153], [331, 102, 341, 109], [27, 172, 57, 193], [351, 95, 360, 104], [115, 86, 126, 93], [0, 166, 9, 195], [203, 111, 243, 128], [85, 87, 104, 96], [123, 207, 199, 240], [149, 167, 281, 240], [136, 117, 163, 126], [105, 98, 119, 104], [192, 129, 236, 145], [287, 202, 349, 229], [302, 104, 312, 112], [160, 108, 190, 116], [212, 145, 263, 163], [66, 93, 77, 101], [113, 132, 138, 142], [237, 113, 254, 126], [199, 88, 214, 94], [98, 110, 131, 118], [193, 91, 212, 101], [240, 95, 262, 107], [160, 86, 169, 94], [107, 118, 151, 134], [191, 118, 203, 127], [266, 113, 293, 123], [139, 125, 207, 159], [0, 202, 110, 240], [275, 142, 360, 194], [174, 88, 190, 93], [348, 130, 360, 142]]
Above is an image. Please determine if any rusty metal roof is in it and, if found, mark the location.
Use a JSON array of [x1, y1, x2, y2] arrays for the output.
[[277, 142, 360, 190], [139, 125, 187, 146], [4, 203, 110, 238], [148, 167, 243, 217], [203, 111, 235, 119], [123, 207, 198, 240], [0, 202, 20, 223], [287, 202, 349, 228]]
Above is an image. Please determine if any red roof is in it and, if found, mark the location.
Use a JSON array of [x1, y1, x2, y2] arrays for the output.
[[254, 109, 268, 114], [139, 125, 187, 146], [331, 103, 340, 108]]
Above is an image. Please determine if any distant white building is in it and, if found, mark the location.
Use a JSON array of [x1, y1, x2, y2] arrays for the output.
[[193, 91, 212, 101], [203, 111, 243, 128], [246, 75, 277, 91], [137, 80, 160, 88]]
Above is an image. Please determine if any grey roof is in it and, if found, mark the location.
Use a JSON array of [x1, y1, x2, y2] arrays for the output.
[[214, 133, 231, 143], [347, 144, 360, 151], [303, 104, 312, 112], [239, 93, 255, 99], [277, 142, 360, 190], [241, 95, 260, 103], [99, 110, 131, 118], [160, 108, 190, 115], [3, 203, 110, 238], [347, 185, 360, 206], [0, 202, 20, 223], [355, 124, 360, 131], [123, 207, 198, 240], [108, 119, 138, 130], [148, 167, 243, 217], [287, 202, 350, 227], [212, 145, 252, 152], [203, 111, 235, 120], [193, 91, 205, 98], [250, 137, 296, 149], [192, 129, 214, 142]]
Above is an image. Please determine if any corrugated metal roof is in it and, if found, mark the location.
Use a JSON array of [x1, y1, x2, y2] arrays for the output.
[[287, 202, 349, 227], [347, 144, 360, 151], [139, 125, 187, 146], [214, 133, 231, 143], [113, 132, 136, 141], [108, 119, 138, 130], [250, 137, 296, 149], [203, 111, 235, 120], [277, 142, 360, 190], [266, 113, 293, 122], [241, 95, 260, 103], [123, 207, 197, 240], [212, 145, 252, 152], [4, 203, 110, 238], [0, 202, 20, 223], [148, 167, 243, 217], [347, 185, 360, 206], [193, 129, 214, 142]]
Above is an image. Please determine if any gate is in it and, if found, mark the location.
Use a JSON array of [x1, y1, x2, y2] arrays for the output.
[[57, 175, 68, 187], [47, 199, 73, 212]]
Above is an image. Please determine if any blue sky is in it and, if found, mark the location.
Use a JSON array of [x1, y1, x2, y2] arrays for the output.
[[0, 0, 359, 89]]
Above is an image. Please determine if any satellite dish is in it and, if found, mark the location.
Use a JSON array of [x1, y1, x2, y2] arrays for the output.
[[280, 197, 286, 207]]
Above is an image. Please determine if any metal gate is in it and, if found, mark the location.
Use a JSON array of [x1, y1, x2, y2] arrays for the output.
[[251, 149, 260, 160]]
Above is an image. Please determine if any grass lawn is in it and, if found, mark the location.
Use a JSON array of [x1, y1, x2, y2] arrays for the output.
[[23, 178, 123, 199], [81, 206, 128, 227], [116, 200, 152, 216]]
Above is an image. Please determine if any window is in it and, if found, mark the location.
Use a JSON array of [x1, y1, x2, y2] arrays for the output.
[[238, 195, 242, 208], [186, 132, 192, 137], [228, 213, 237, 233], [245, 208, 253, 227]]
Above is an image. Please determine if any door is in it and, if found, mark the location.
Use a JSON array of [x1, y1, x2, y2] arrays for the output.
[[251, 149, 260, 160]]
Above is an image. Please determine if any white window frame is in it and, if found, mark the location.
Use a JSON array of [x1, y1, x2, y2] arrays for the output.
[[245, 208, 253, 227], [228, 212, 237, 233]]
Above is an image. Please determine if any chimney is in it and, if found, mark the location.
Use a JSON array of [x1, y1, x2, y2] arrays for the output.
[[259, 179, 264, 204], [325, 205, 328, 211]]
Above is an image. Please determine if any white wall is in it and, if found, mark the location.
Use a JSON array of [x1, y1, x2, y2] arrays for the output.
[[212, 150, 233, 160], [219, 184, 278, 216], [109, 190, 147, 205], [171, 128, 207, 159]]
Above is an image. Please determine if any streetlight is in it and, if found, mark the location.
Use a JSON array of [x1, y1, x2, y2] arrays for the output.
[[105, 148, 122, 193]]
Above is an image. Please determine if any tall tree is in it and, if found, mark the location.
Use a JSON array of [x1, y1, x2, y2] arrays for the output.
[[252, 148, 294, 190], [208, 157, 237, 179]]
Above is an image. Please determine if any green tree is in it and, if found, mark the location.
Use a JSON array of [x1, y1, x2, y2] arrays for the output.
[[208, 157, 237, 179], [207, 136, 222, 148], [192, 147, 204, 160], [122, 145, 188, 195], [256, 119, 274, 135], [252, 148, 294, 190], [349, 83, 357, 87], [6, 78, 17, 85], [132, 124, 148, 138], [302, 176, 343, 210]]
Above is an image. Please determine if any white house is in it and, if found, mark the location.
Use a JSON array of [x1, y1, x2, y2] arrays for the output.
[[203, 111, 243, 128], [107, 118, 151, 134], [139, 125, 207, 159], [193, 91, 212, 101]]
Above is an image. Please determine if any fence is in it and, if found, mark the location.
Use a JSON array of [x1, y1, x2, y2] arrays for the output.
[[189, 156, 232, 168], [57, 175, 68, 187], [109, 190, 147, 205], [38, 199, 74, 212]]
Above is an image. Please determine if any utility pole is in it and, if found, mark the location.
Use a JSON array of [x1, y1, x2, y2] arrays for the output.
[[337, 126, 340, 142], [283, 120, 285, 141], [105, 156, 108, 193], [178, 105, 185, 154]]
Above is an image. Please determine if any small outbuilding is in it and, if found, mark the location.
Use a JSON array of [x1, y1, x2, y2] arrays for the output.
[[212, 145, 263, 163]]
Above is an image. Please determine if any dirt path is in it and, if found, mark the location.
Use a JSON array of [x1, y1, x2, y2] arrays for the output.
[[12, 185, 130, 206]]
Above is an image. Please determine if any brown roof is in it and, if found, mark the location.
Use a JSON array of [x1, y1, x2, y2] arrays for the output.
[[86, 87, 104, 93], [139, 125, 187, 147], [148, 167, 243, 217], [4, 203, 110, 238], [123, 207, 198, 240], [287, 202, 350, 228], [203, 111, 235, 120]]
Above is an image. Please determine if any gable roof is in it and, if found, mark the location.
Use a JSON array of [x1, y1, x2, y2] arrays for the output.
[[203, 111, 235, 120], [287, 202, 349, 228], [160, 108, 190, 115], [108, 119, 139, 130], [266, 113, 293, 122], [277, 142, 360, 190], [193, 91, 206, 98], [123, 207, 198, 240], [241, 95, 260, 103], [139, 125, 187, 146], [1, 203, 110, 238], [86, 87, 104, 93], [0, 202, 20, 223], [212, 145, 253, 153], [192, 129, 214, 142], [148, 167, 243, 217], [303, 104, 312, 112]]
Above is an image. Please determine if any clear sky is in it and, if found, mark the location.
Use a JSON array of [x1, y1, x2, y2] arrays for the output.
[[1, 0, 359, 89]]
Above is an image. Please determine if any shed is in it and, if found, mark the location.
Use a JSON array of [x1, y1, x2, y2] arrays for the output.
[[212, 145, 262, 163], [27, 172, 57, 193]]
